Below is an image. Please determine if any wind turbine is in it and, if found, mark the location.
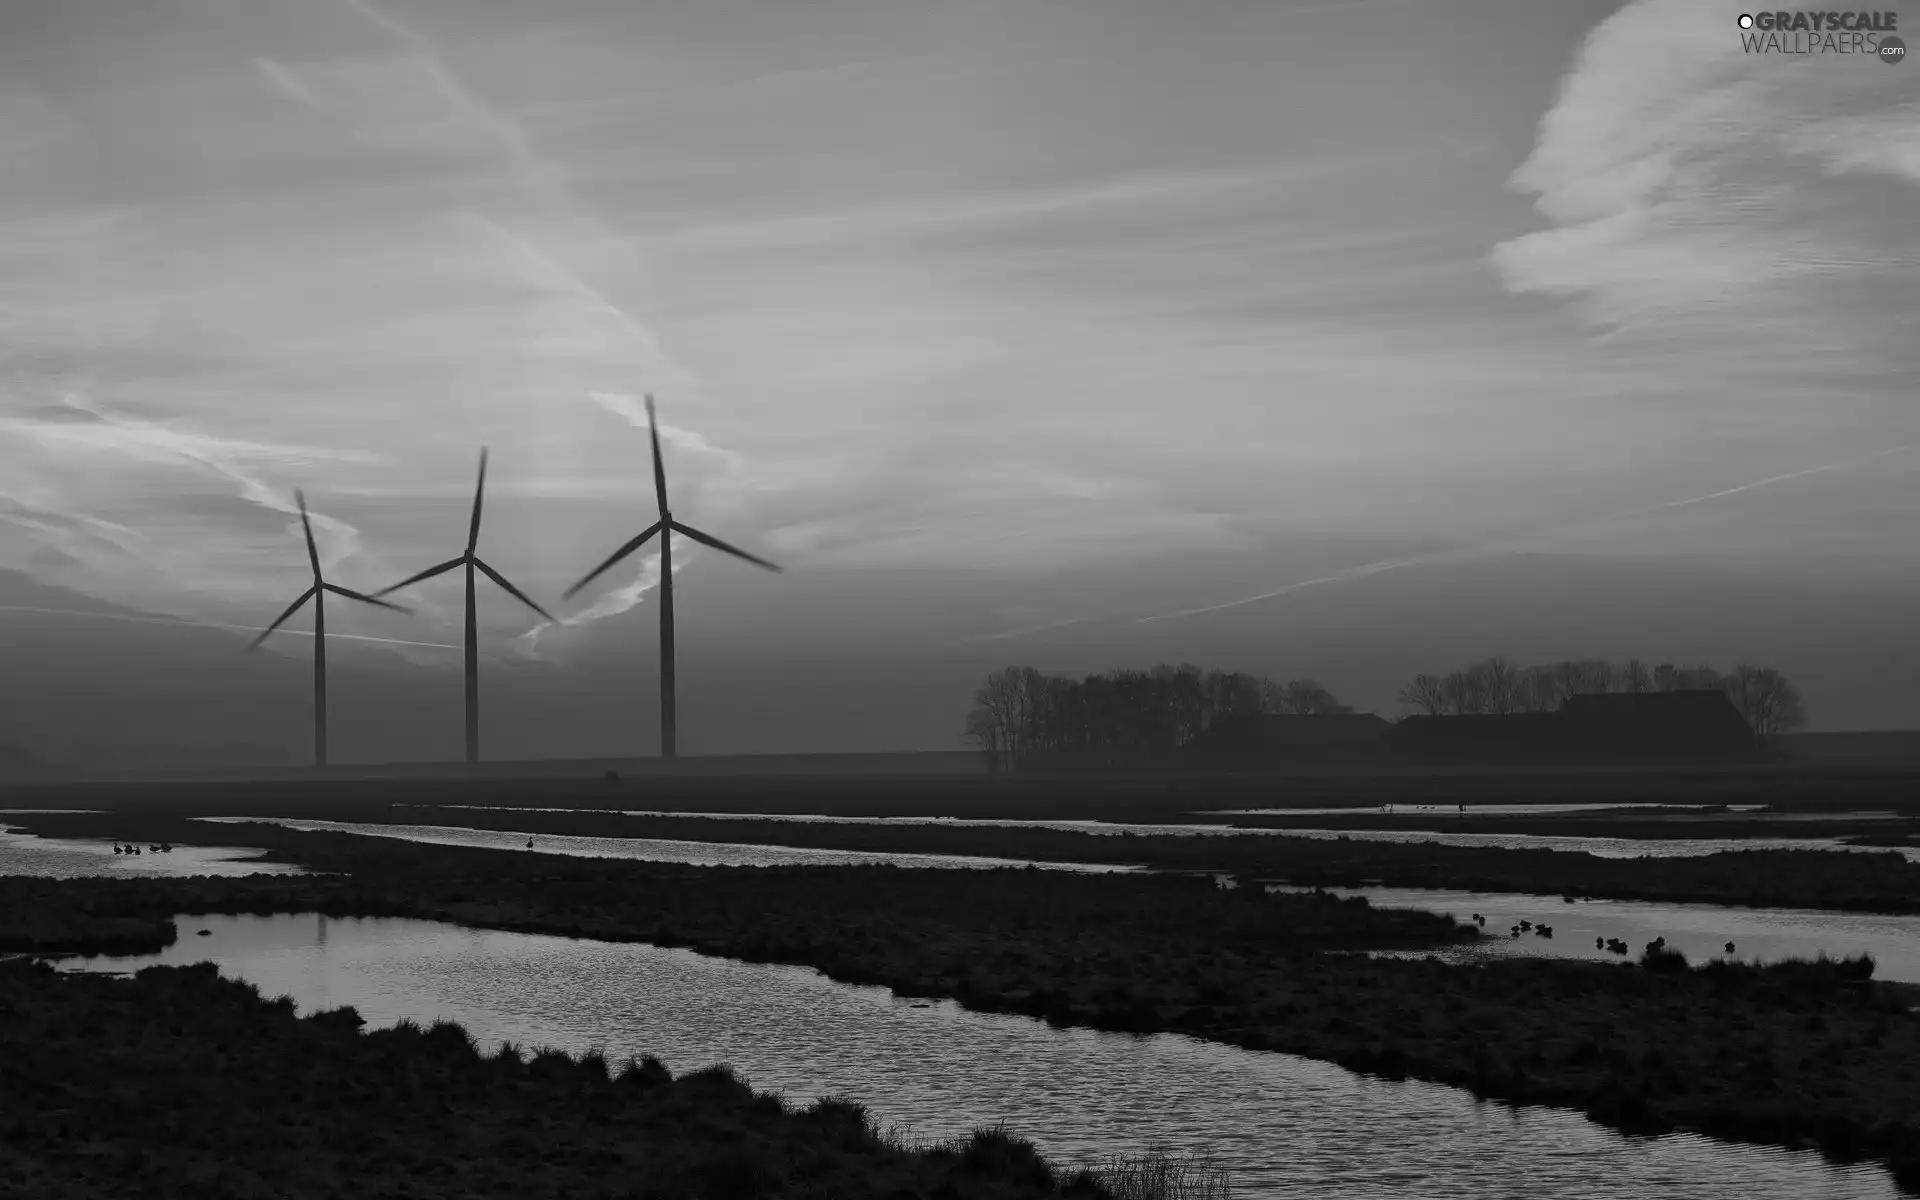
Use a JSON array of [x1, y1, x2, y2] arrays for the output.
[[370, 449, 556, 764], [563, 394, 781, 758], [248, 491, 411, 767]]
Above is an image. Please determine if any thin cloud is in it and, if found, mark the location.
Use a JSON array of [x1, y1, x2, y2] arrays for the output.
[[333, 0, 701, 399], [1123, 443, 1920, 627], [252, 57, 326, 111], [0, 394, 377, 571], [0, 603, 459, 651], [513, 533, 696, 657], [586, 391, 747, 476], [655, 146, 1487, 253]]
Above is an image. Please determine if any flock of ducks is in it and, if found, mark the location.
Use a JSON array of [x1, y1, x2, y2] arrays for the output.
[[112, 843, 173, 855], [1468, 912, 1737, 958]]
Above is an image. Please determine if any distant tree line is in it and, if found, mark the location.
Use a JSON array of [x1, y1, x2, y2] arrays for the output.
[[1395, 657, 1806, 736], [964, 664, 1351, 772]]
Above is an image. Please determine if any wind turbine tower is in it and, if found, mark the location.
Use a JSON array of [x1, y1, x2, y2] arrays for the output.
[[564, 395, 781, 758], [248, 491, 411, 767], [372, 449, 555, 763]]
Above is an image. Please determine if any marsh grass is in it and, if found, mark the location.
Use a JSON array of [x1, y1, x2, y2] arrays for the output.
[[1079, 1147, 1234, 1200], [873, 1117, 1232, 1199]]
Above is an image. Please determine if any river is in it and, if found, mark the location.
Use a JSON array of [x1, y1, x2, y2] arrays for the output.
[[56, 912, 1902, 1199]]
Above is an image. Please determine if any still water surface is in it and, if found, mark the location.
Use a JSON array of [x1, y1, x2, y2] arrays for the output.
[[58, 912, 1900, 1199], [0, 827, 302, 878], [1245, 827, 1920, 861], [195, 817, 1142, 872], [1263, 884, 1920, 984], [384, 808, 1920, 861]]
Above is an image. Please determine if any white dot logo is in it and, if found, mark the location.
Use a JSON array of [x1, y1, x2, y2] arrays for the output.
[[1737, 13, 1754, 28]]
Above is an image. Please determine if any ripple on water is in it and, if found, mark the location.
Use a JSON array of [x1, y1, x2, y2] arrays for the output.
[[57, 913, 1904, 1199]]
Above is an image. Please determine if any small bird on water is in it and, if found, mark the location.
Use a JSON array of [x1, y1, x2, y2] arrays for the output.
[[526, 837, 535, 849]]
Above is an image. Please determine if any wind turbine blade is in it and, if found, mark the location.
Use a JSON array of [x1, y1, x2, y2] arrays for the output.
[[467, 447, 488, 554], [647, 394, 670, 518], [563, 520, 662, 600], [669, 520, 783, 573], [323, 582, 413, 613], [296, 490, 321, 578], [473, 557, 557, 623], [370, 557, 466, 598], [247, 586, 318, 651]]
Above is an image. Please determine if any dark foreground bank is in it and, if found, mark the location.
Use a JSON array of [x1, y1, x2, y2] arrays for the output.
[[5, 824, 1920, 1192], [0, 959, 1142, 1200]]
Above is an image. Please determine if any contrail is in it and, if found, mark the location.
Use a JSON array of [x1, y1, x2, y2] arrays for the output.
[[966, 616, 1092, 643], [0, 604, 460, 650], [943, 441, 1920, 643], [1130, 441, 1920, 625]]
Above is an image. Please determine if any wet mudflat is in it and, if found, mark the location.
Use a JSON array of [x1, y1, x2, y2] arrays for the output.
[[0, 825, 302, 879]]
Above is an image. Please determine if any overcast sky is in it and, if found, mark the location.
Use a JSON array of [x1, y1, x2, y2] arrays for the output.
[[2, 0, 1916, 759]]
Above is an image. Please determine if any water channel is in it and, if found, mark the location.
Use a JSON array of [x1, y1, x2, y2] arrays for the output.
[[56, 912, 1904, 1199], [0, 826, 303, 878], [1262, 884, 1920, 985], [354, 808, 1920, 862], [193, 817, 1142, 872]]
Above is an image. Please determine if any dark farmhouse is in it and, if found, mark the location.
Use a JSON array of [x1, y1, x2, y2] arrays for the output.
[[1386, 690, 1759, 766]]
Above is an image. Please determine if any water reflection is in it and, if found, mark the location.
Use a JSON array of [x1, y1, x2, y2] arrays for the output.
[[0, 827, 303, 879], [1266, 884, 1920, 985], [58, 913, 1901, 1199], [1246, 827, 1920, 861], [194, 817, 1143, 873], [386, 806, 1920, 861], [1213, 803, 1748, 817]]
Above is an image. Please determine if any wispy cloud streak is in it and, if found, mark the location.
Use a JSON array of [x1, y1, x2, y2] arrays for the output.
[[963, 443, 1920, 638], [0, 603, 459, 650], [513, 534, 697, 657]]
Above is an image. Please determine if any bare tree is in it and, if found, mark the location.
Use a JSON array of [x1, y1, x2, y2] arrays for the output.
[[1440, 668, 1481, 715], [1516, 664, 1563, 713], [1397, 673, 1447, 716], [965, 668, 1028, 770], [963, 704, 1006, 773], [1654, 662, 1724, 692], [1725, 664, 1807, 737], [1620, 658, 1653, 693], [1271, 678, 1352, 715], [1464, 657, 1523, 715]]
